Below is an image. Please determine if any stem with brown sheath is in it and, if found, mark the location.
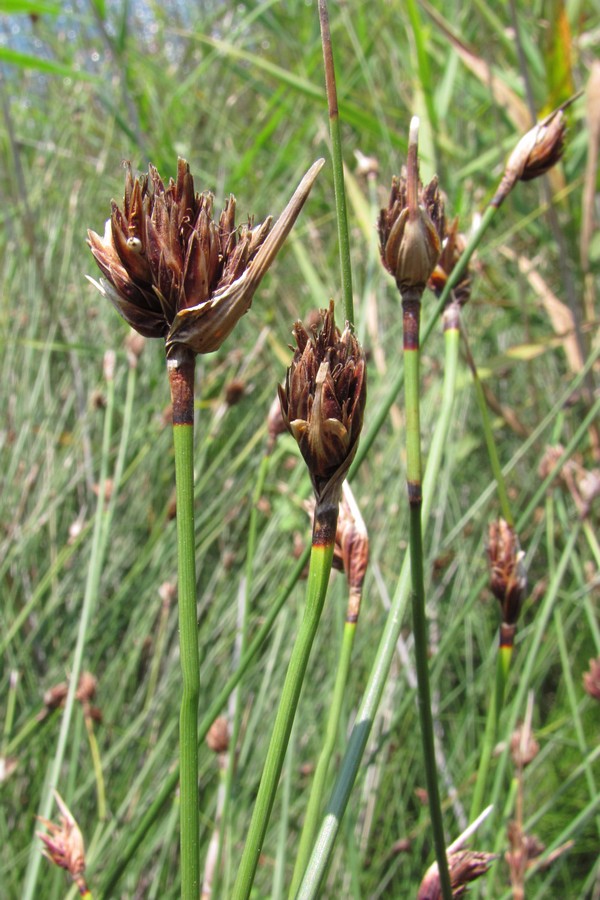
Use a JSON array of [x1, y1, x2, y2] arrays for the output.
[[168, 346, 200, 900]]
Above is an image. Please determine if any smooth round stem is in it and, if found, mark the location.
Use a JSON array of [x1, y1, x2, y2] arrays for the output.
[[290, 619, 357, 896], [231, 504, 338, 900], [319, 0, 354, 326], [168, 348, 200, 900], [403, 300, 451, 900]]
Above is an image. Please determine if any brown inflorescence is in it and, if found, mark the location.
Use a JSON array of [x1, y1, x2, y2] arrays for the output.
[[37, 791, 89, 895], [88, 158, 323, 357], [278, 302, 366, 510], [378, 121, 444, 304], [417, 850, 495, 899], [487, 519, 527, 628]]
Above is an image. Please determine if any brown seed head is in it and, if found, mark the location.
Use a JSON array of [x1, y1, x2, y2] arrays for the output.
[[278, 301, 366, 508], [378, 118, 443, 301], [37, 791, 87, 889], [487, 519, 527, 626], [417, 850, 495, 899], [510, 723, 540, 768], [88, 158, 323, 357], [491, 98, 576, 207], [583, 657, 600, 701]]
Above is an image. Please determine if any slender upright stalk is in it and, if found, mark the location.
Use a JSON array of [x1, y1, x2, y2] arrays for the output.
[[231, 502, 338, 900], [297, 301, 461, 900], [168, 347, 200, 900], [402, 293, 452, 900], [22, 354, 116, 900], [290, 575, 362, 896], [319, 0, 354, 326]]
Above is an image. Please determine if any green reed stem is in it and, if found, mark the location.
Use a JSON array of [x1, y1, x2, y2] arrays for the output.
[[461, 329, 514, 526], [290, 616, 358, 897], [232, 503, 338, 900], [168, 349, 200, 900], [469, 641, 511, 822], [319, 0, 354, 326], [297, 310, 461, 900], [22, 355, 116, 900], [213, 447, 273, 899], [403, 297, 451, 900]]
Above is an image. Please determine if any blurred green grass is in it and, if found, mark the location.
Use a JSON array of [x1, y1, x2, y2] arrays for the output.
[[1, 0, 599, 897]]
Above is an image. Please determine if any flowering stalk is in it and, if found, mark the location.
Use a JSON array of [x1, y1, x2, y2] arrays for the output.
[[87, 157, 322, 899], [290, 484, 368, 897], [232, 304, 366, 900], [378, 116, 452, 900], [297, 250, 462, 900]]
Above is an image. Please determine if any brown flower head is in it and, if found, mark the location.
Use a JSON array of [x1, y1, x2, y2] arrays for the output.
[[378, 117, 444, 301], [428, 216, 471, 307], [418, 850, 494, 899], [491, 96, 579, 207], [88, 158, 323, 357], [37, 791, 88, 894], [278, 302, 366, 509], [206, 716, 230, 755], [487, 519, 527, 627]]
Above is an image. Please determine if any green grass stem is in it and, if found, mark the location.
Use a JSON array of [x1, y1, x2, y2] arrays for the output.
[[21, 356, 116, 900], [318, 0, 354, 326], [232, 515, 337, 900], [290, 618, 358, 896], [212, 447, 273, 899]]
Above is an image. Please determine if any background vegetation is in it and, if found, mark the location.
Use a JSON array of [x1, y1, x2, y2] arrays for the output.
[[1, 0, 598, 897]]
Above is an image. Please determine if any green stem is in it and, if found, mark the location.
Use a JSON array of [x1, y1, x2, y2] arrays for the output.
[[319, 0, 354, 326], [461, 329, 513, 526], [290, 618, 358, 897], [297, 312, 461, 899], [213, 448, 272, 899], [22, 354, 115, 900], [168, 348, 200, 900], [469, 638, 511, 822], [403, 298, 451, 900], [231, 504, 338, 900], [98, 546, 311, 898]]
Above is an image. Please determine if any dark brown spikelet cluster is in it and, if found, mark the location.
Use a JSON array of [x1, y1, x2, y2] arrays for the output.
[[378, 126, 444, 302], [487, 518, 527, 631], [278, 301, 366, 509], [417, 850, 495, 899], [88, 158, 323, 357], [491, 100, 573, 207]]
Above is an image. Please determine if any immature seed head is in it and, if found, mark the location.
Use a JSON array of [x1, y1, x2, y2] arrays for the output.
[[88, 158, 323, 357], [278, 302, 366, 508], [487, 519, 527, 627], [491, 99, 574, 207], [37, 791, 88, 894], [417, 850, 495, 898], [378, 117, 444, 302]]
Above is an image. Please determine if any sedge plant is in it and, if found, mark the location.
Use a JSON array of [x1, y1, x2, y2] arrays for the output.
[[231, 301, 367, 899], [378, 115, 452, 899], [86, 157, 323, 898]]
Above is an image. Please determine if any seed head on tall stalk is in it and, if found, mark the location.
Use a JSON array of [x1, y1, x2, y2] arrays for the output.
[[232, 301, 366, 900], [87, 156, 323, 899], [378, 117, 453, 899]]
